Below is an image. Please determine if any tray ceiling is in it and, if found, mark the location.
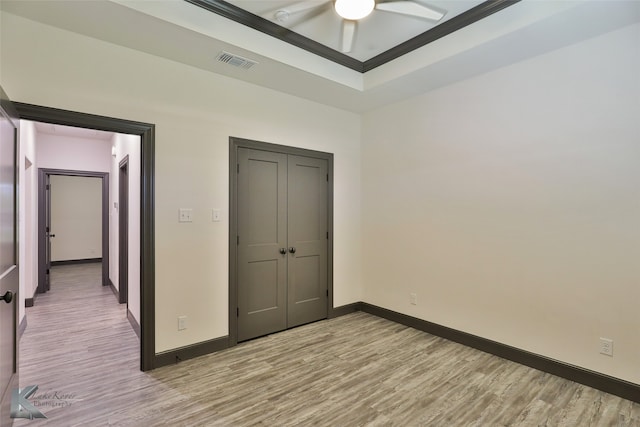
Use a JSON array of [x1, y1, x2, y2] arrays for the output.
[[186, 0, 520, 72]]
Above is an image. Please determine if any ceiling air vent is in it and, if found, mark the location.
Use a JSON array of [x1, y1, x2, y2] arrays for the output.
[[216, 51, 258, 70]]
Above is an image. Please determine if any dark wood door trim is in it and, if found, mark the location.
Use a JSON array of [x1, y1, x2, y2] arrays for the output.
[[16, 102, 156, 372], [37, 169, 110, 293], [229, 137, 334, 346], [118, 156, 129, 305], [43, 173, 51, 292]]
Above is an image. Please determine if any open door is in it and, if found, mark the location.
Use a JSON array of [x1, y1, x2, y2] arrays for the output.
[[0, 86, 20, 425]]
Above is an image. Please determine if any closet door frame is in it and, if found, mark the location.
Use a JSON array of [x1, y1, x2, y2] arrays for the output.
[[229, 137, 334, 346]]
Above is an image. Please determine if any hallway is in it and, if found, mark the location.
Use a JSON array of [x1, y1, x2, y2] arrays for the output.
[[16, 263, 145, 425]]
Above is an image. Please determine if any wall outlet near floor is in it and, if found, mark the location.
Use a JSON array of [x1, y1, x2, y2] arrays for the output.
[[410, 293, 418, 305], [178, 316, 187, 331], [599, 337, 613, 356]]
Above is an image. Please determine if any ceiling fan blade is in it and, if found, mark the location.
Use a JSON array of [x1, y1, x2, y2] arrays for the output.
[[262, 1, 324, 21], [341, 20, 356, 53], [375, 1, 446, 21]]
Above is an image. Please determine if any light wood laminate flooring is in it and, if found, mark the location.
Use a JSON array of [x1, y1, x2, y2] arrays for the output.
[[15, 263, 640, 426]]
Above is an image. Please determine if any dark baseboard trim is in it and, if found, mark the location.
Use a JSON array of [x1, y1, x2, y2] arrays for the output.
[[156, 304, 357, 368], [329, 303, 361, 319], [108, 278, 119, 300], [127, 309, 141, 339], [26, 288, 38, 307], [358, 302, 640, 403], [150, 300, 639, 402], [18, 315, 27, 339], [51, 258, 102, 266], [154, 336, 230, 369]]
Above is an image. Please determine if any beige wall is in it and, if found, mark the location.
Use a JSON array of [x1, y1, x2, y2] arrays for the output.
[[18, 120, 37, 323], [0, 11, 363, 353], [361, 23, 640, 384], [109, 133, 141, 323], [36, 132, 112, 173]]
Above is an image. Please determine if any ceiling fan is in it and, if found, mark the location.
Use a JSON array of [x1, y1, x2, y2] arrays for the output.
[[262, 0, 447, 53]]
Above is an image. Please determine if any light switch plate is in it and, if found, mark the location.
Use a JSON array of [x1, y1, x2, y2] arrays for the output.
[[179, 208, 193, 223], [212, 209, 221, 222]]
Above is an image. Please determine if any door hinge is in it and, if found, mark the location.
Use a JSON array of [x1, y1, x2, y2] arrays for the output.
[[46, 184, 50, 190], [237, 235, 239, 245], [326, 231, 329, 239], [326, 173, 328, 182], [46, 226, 50, 232], [326, 289, 329, 297], [237, 164, 240, 174], [237, 307, 239, 317]]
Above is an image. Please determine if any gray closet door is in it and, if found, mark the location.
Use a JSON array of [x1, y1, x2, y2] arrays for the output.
[[287, 155, 328, 328], [237, 149, 328, 341], [237, 148, 288, 341]]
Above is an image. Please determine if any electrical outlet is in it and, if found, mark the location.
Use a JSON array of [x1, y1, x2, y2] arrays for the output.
[[599, 337, 613, 356], [178, 316, 187, 331], [410, 293, 417, 305], [179, 208, 193, 223]]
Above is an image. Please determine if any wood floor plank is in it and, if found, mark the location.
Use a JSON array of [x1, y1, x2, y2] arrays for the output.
[[14, 263, 640, 426]]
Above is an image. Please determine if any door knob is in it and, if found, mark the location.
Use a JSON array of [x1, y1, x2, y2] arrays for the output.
[[289, 247, 296, 254], [279, 248, 287, 255], [49, 234, 56, 238], [1, 291, 13, 304]]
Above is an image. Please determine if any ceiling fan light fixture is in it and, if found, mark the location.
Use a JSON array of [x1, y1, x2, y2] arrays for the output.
[[335, 0, 375, 20]]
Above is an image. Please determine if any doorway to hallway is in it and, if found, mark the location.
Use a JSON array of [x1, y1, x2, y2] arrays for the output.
[[14, 102, 155, 371]]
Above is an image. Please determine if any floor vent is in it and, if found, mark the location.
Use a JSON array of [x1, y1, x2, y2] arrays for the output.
[[216, 51, 258, 70]]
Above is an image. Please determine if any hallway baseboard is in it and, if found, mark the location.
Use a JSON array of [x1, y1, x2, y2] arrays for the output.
[[25, 287, 38, 308], [18, 315, 27, 339], [108, 278, 118, 300], [128, 309, 141, 339], [51, 258, 102, 266]]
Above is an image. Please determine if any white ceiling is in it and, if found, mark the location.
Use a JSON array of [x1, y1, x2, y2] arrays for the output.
[[34, 122, 115, 141], [2, 1, 639, 113]]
